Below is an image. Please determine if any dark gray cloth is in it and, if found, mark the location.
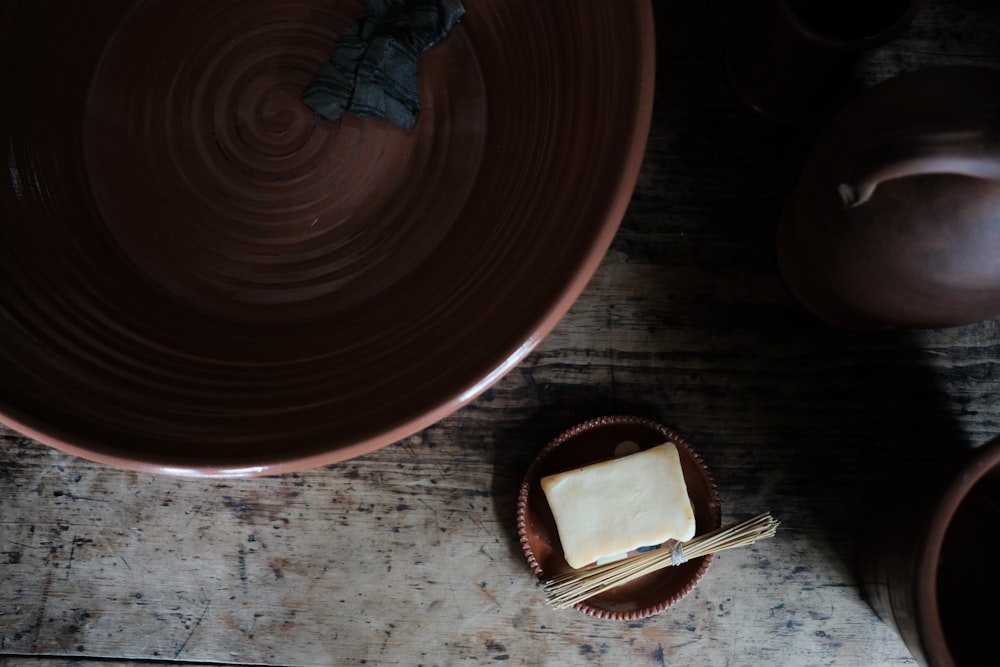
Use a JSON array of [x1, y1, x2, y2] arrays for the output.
[[302, 0, 465, 131]]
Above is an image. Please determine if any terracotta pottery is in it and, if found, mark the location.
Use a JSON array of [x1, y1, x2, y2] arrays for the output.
[[0, 0, 654, 476], [858, 436, 1000, 667], [517, 416, 722, 620], [724, 0, 922, 123], [778, 66, 1000, 329]]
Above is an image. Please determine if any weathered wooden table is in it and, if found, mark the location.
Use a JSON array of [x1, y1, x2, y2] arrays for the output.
[[3, 1, 1000, 665]]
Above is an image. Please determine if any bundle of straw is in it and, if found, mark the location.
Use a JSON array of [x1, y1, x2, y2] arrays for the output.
[[545, 512, 779, 609]]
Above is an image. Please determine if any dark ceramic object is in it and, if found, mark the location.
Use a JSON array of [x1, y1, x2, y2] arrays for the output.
[[0, 0, 655, 475], [724, 0, 921, 123], [858, 436, 1000, 667], [778, 66, 1000, 329], [517, 416, 722, 621]]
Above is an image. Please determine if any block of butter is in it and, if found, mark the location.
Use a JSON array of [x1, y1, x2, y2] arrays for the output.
[[540, 442, 696, 569]]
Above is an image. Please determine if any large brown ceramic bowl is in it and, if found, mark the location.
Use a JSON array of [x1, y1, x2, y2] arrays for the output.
[[0, 1, 654, 476]]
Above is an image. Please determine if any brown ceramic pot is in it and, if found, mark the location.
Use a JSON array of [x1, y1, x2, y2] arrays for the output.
[[858, 436, 1000, 666], [778, 66, 1000, 329], [724, 0, 922, 123]]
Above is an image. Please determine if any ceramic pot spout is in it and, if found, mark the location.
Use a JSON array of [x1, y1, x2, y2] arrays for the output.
[[840, 125, 1000, 207]]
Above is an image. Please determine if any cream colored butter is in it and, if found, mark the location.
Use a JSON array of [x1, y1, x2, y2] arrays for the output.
[[540, 442, 696, 569]]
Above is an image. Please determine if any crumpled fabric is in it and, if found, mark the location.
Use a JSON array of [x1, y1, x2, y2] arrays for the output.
[[302, 0, 465, 131]]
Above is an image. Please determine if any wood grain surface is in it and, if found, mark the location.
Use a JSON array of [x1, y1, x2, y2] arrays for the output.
[[4, 1, 1000, 665]]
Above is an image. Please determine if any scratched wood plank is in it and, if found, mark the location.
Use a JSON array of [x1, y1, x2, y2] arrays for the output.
[[3, 1, 1000, 666], [0, 418, 918, 667], [8, 230, 994, 667], [5, 233, 971, 667]]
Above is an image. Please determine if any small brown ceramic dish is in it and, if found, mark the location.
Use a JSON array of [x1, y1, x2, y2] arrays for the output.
[[0, 1, 654, 476], [517, 416, 722, 620]]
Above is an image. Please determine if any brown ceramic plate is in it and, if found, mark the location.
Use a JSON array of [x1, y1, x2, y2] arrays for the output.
[[518, 416, 721, 620], [0, 1, 654, 475]]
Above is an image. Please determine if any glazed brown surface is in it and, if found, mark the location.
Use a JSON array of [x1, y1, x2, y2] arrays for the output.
[[0, 0, 654, 474]]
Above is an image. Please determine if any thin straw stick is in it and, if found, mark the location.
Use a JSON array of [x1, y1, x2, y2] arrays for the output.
[[545, 512, 779, 609]]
